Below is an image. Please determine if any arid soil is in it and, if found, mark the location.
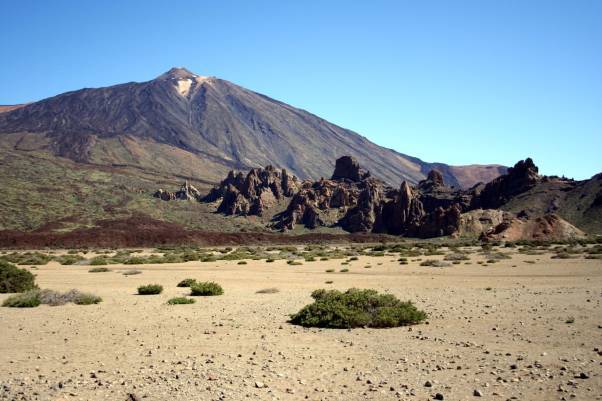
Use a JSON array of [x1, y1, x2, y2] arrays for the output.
[[1, 250, 601, 401]]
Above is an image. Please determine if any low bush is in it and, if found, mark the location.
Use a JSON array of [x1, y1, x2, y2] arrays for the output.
[[2, 290, 41, 307], [256, 287, 279, 294], [419, 259, 451, 267], [137, 284, 163, 295], [167, 297, 196, 305], [90, 257, 109, 266], [177, 278, 197, 287], [0, 260, 37, 294], [325, 269, 335, 273], [287, 260, 303, 266], [55, 255, 84, 265], [237, 261, 247, 265], [0, 260, 37, 293], [89, 267, 110, 273], [190, 281, 224, 296], [289, 288, 427, 328], [38, 289, 102, 306], [73, 292, 102, 305], [340, 268, 349, 273], [2, 289, 101, 307]]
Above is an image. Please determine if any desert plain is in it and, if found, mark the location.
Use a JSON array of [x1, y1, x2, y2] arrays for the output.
[[1, 245, 601, 401]]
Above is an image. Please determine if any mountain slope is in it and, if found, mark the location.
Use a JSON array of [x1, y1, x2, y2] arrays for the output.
[[0, 67, 505, 188]]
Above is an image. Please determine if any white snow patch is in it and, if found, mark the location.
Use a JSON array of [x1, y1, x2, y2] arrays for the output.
[[175, 78, 193, 96], [174, 76, 210, 96]]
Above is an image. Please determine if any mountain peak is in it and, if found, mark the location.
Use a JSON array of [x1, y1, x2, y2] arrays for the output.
[[157, 67, 200, 81]]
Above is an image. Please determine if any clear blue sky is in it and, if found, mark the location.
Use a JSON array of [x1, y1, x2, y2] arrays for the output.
[[1, 0, 600, 179]]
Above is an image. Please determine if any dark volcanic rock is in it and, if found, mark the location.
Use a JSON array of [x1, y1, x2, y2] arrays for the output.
[[272, 178, 365, 230], [331, 156, 370, 182], [274, 157, 464, 238], [419, 169, 445, 190], [339, 179, 386, 232], [379, 181, 425, 235], [204, 166, 300, 216], [473, 158, 540, 209]]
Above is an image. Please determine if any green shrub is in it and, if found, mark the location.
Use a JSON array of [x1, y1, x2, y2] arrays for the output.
[[325, 269, 335, 273], [137, 284, 163, 295], [90, 257, 109, 266], [88, 267, 110, 273], [167, 297, 196, 305], [73, 292, 102, 305], [287, 260, 303, 266], [190, 281, 224, 296], [237, 261, 247, 265], [340, 268, 349, 272], [39, 289, 102, 306], [177, 278, 197, 287], [2, 288, 101, 307], [2, 290, 41, 307], [3, 252, 53, 265], [266, 258, 275, 263], [290, 288, 427, 328], [0, 260, 37, 293], [55, 255, 84, 265]]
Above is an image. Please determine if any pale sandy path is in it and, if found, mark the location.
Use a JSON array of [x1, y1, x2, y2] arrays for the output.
[[1, 252, 601, 401]]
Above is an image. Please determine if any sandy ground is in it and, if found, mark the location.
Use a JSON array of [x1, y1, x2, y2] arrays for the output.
[[1, 251, 601, 401]]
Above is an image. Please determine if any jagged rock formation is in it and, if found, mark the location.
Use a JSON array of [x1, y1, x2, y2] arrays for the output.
[[331, 156, 371, 182], [273, 176, 376, 230], [272, 156, 467, 237], [271, 156, 584, 239], [202, 166, 300, 216], [473, 158, 540, 209], [152, 156, 599, 240], [153, 181, 202, 201]]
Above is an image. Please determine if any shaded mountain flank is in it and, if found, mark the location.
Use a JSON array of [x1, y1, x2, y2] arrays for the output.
[[157, 156, 601, 240], [0, 67, 505, 188]]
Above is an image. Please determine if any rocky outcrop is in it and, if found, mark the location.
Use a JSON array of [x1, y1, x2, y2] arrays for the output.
[[339, 179, 386, 232], [203, 166, 300, 216], [154, 181, 202, 201], [480, 213, 585, 241], [272, 157, 567, 239], [273, 157, 465, 238], [154, 156, 587, 241], [458, 209, 509, 237], [378, 181, 425, 235], [473, 158, 540, 209], [273, 178, 367, 230], [331, 156, 371, 182]]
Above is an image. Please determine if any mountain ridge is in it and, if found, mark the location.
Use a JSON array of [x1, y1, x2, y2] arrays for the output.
[[0, 67, 506, 188]]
